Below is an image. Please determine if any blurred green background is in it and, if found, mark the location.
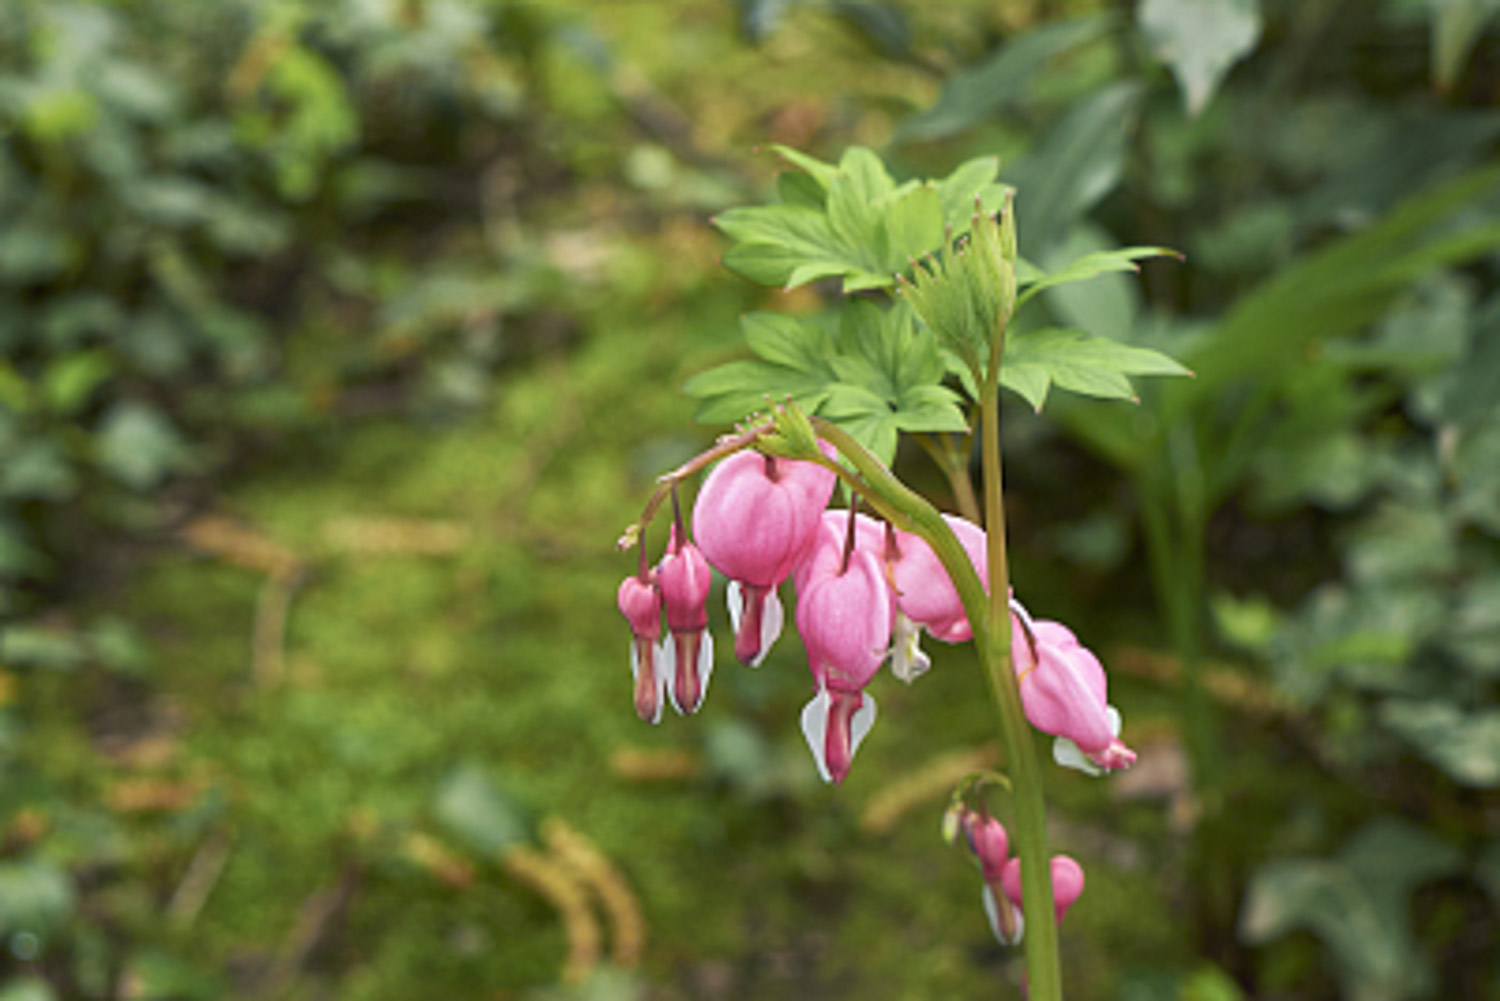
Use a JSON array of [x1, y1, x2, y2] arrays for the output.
[[1, 0, 1498, 998]]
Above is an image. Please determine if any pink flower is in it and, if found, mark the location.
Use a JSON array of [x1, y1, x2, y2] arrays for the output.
[[656, 526, 714, 715], [886, 515, 988, 682], [692, 449, 836, 667], [795, 524, 893, 784], [1010, 599, 1136, 775], [1001, 855, 1085, 926], [616, 572, 664, 724], [891, 515, 988, 642], [962, 813, 1024, 945]]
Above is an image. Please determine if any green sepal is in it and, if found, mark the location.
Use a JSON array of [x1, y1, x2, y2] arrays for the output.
[[757, 398, 824, 462]]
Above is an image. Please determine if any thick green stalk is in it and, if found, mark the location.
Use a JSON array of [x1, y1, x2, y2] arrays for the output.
[[979, 362, 1061, 1001]]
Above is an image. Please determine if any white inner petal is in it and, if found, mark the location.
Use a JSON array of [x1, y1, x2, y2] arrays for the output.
[[849, 693, 877, 759], [726, 579, 745, 634], [799, 689, 832, 783], [659, 636, 681, 716], [696, 629, 715, 707], [752, 586, 784, 668], [981, 885, 1025, 946], [1052, 736, 1103, 778], [889, 614, 931, 684]]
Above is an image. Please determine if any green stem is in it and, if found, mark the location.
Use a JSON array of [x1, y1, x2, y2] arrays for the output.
[[913, 433, 982, 524], [980, 352, 1061, 1001]]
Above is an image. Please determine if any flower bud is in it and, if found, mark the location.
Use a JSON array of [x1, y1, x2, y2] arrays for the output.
[[657, 528, 714, 715], [1001, 855, 1085, 926], [617, 573, 664, 724]]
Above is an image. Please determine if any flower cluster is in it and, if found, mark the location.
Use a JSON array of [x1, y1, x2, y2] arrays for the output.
[[959, 810, 1084, 946], [616, 441, 1137, 785]]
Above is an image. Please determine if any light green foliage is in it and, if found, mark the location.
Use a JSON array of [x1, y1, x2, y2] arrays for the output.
[[703, 144, 1187, 437], [1000, 327, 1191, 411], [715, 147, 1007, 292], [684, 301, 967, 463]]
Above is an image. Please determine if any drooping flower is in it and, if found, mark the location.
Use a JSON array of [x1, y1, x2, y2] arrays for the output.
[[616, 571, 664, 724], [1010, 599, 1136, 775], [962, 812, 1023, 945], [795, 515, 894, 784], [692, 448, 837, 667], [885, 515, 988, 682], [1000, 854, 1085, 926], [656, 526, 714, 715]]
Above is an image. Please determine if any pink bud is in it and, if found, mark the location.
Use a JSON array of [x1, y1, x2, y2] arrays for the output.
[[963, 814, 1010, 882], [1001, 855, 1085, 925], [617, 574, 661, 641], [692, 449, 835, 665], [617, 574, 664, 724], [657, 528, 714, 715]]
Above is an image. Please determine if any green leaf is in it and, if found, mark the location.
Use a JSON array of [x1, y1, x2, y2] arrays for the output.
[[836, 299, 944, 398], [881, 185, 945, 274], [741, 312, 837, 374], [892, 384, 968, 433], [821, 384, 900, 465], [896, 16, 1111, 143], [1138, 0, 1262, 117], [999, 364, 1052, 411], [715, 204, 845, 288], [1017, 246, 1180, 310], [682, 359, 831, 423], [770, 144, 840, 190], [718, 146, 955, 292], [1038, 224, 1142, 342], [935, 156, 1002, 229], [1001, 327, 1191, 409], [837, 146, 897, 203]]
